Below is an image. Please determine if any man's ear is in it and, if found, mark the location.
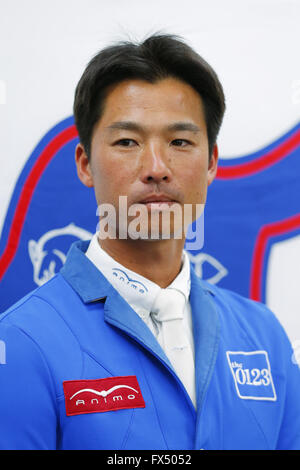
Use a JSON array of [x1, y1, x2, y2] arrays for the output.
[[75, 143, 94, 188], [207, 144, 219, 186]]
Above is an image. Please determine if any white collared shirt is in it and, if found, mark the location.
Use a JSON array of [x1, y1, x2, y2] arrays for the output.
[[85, 233, 196, 404]]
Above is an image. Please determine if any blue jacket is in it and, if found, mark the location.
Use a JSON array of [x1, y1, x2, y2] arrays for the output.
[[0, 240, 299, 450]]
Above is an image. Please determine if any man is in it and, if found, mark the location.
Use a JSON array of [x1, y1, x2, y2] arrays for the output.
[[0, 34, 299, 450]]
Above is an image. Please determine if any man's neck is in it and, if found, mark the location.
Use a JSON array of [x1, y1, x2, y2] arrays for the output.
[[98, 238, 186, 288]]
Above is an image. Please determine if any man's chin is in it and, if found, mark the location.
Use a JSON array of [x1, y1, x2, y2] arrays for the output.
[[126, 222, 186, 242]]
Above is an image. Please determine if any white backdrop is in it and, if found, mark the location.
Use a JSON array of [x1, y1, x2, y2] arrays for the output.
[[0, 0, 300, 345]]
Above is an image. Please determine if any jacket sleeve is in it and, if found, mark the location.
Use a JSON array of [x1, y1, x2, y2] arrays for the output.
[[276, 338, 300, 450], [0, 320, 58, 449]]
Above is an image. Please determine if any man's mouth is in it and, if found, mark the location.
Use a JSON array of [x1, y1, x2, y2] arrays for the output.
[[138, 194, 178, 209]]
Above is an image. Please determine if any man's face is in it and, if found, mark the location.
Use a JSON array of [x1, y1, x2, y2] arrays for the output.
[[76, 77, 218, 239]]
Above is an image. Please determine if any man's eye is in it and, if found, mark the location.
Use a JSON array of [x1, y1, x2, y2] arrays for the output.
[[171, 139, 191, 147], [114, 139, 137, 147]]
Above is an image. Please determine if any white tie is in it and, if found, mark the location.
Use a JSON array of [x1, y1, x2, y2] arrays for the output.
[[151, 288, 196, 408]]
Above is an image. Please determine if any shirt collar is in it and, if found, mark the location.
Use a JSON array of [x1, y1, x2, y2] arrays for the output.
[[60, 239, 215, 305], [85, 232, 191, 316]]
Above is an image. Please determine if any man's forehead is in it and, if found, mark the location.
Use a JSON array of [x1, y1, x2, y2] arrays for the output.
[[96, 78, 206, 132], [102, 77, 204, 110]]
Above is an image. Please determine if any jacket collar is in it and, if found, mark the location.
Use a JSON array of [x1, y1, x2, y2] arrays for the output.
[[60, 240, 112, 302], [189, 267, 220, 410]]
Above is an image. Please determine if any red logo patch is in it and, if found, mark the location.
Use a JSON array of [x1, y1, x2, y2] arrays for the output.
[[63, 375, 145, 416]]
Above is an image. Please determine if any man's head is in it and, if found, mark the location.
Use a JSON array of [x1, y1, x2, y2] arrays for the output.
[[74, 34, 225, 243], [74, 34, 225, 162]]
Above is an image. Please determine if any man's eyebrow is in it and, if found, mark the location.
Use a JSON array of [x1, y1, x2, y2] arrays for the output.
[[106, 121, 143, 132], [166, 122, 201, 133], [105, 121, 201, 133]]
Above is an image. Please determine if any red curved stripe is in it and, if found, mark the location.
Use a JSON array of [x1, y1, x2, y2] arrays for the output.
[[250, 214, 300, 301], [0, 125, 78, 279], [217, 128, 300, 179]]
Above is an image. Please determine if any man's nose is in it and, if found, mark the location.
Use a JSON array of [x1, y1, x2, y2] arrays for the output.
[[140, 143, 172, 184]]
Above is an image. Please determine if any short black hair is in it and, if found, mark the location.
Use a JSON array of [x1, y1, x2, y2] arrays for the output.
[[73, 33, 225, 160]]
